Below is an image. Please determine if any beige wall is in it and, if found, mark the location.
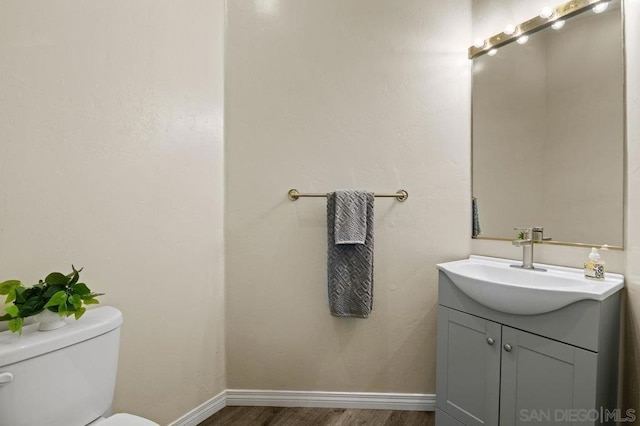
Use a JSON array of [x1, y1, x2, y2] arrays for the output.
[[225, 0, 471, 393], [472, 0, 639, 416], [0, 1, 226, 424]]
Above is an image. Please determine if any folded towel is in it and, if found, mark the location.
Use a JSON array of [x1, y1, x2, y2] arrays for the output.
[[334, 190, 368, 244], [472, 197, 481, 238], [327, 192, 374, 318]]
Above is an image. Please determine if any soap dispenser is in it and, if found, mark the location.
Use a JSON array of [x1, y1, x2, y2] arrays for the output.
[[584, 247, 605, 280]]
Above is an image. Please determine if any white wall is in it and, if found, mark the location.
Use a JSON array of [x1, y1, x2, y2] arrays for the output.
[[225, 0, 471, 394], [0, 1, 226, 424]]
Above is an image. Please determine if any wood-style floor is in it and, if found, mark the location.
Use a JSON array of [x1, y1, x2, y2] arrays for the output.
[[199, 406, 435, 425]]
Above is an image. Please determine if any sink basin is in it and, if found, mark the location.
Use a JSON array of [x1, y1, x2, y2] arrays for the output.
[[437, 255, 624, 315]]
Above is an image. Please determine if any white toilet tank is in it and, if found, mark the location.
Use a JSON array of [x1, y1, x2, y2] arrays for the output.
[[0, 306, 124, 426]]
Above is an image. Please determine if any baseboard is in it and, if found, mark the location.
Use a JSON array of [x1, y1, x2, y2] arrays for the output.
[[226, 389, 436, 411], [170, 389, 435, 424], [168, 390, 227, 426]]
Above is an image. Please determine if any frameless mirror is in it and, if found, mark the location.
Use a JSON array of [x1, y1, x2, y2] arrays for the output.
[[472, 0, 624, 248]]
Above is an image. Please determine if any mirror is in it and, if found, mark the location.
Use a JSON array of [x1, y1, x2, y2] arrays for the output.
[[472, 0, 624, 248]]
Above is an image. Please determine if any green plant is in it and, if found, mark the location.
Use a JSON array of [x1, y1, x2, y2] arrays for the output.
[[0, 266, 103, 335]]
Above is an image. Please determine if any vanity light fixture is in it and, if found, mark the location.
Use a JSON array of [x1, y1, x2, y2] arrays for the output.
[[473, 39, 486, 49], [540, 6, 555, 19], [593, 2, 609, 13], [468, 0, 605, 59], [503, 24, 517, 35], [487, 48, 498, 56]]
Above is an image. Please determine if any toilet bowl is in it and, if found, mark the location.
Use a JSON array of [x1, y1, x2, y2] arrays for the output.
[[0, 306, 159, 426], [92, 413, 159, 425]]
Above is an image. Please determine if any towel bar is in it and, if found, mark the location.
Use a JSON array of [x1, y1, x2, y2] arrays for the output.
[[287, 189, 408, 202]]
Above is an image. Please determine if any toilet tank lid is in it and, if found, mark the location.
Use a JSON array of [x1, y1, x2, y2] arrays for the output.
[[0, 306, 123, 367]]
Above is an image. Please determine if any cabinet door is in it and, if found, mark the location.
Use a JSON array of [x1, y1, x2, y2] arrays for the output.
[[500, 326, 598, 426], [437, 307, 502, 425]]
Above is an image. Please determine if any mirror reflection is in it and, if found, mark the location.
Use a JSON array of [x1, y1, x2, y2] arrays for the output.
[[472, 0, 624, 247]]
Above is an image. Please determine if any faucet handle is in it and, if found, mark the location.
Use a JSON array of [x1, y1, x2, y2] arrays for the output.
[[532, 227, 544, 242]]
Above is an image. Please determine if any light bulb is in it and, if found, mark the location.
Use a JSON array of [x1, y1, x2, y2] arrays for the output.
[[487, 49, 498, 56], [516, 35, 529, 44], [593, 2, 609, 13], [540, 7, 554, 19], [504, 24, 517, 35], [473, 39, 486, 49], [551, 20, 565, 30]]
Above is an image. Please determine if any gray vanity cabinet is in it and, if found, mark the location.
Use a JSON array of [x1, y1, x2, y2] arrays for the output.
[[436, 308, 501, 425], [436, 271, 621, 426], [499, 327, 598, 425]]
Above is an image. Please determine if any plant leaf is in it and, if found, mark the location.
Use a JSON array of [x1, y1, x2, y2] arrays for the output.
[[18, 298, 46, 317], [66, 267, 80, 286], [5, 288, 16, 304], [4, 305, 19, 317], [68, 295, 82, 310], [83, 298, 100, 305], [80, 292, 100, 300], [44, 273, 67, 285], [72, 283, 91, 296], [44, 285, 65, 298], [8, 317, 23, 334], [44, 291, 67, 309], [14, 286, 26, 303], [74, 307, 86, 320], [0, 280, 20, 295]]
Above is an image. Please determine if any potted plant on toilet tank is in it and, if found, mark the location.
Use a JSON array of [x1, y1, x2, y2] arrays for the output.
[[0, 265, 103, 334]]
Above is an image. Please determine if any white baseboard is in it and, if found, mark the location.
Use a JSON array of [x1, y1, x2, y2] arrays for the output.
[[168, 390, 226, 426], [170, 389, 436, 425], [226, 389, 436, 412]]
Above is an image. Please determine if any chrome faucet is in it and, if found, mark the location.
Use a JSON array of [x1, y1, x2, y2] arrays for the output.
[[512, 227, 534, 269]]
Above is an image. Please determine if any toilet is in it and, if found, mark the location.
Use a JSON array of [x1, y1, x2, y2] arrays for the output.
[[0, 306, 159, 426]]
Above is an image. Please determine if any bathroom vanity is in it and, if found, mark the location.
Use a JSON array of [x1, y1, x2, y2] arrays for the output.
[[435, 256, 623, 426]]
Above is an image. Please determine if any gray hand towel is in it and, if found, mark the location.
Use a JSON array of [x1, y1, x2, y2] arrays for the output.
[[334, 190, 368, 244], [472, 197, 481, 237], [327, 192, 374, 318]]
